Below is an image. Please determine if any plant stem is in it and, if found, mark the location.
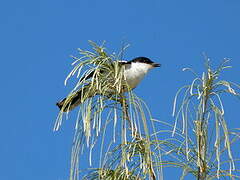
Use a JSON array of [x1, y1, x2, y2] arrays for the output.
[[197, 71, 213, 180], [120, 95, 156, 180]]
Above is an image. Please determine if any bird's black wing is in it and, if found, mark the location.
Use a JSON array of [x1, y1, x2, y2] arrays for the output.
[[79, 70, 95, 82]]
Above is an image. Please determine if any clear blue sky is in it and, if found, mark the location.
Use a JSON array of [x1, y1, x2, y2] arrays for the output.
[[1, 0, 240, 179]]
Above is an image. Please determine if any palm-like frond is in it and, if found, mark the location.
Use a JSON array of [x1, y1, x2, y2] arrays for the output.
[[166, 58, 240, 179]]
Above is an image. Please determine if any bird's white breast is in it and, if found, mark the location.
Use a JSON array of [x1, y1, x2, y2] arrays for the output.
[[123, 62, 153, 89]]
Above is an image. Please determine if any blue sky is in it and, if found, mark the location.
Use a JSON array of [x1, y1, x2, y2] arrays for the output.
[[1, 0, 240, 179]]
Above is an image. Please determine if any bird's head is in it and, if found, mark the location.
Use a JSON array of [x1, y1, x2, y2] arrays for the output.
[[130, 57, 161, 69]]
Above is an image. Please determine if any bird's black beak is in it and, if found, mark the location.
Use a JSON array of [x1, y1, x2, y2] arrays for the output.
[[152, 63, 161, 67]]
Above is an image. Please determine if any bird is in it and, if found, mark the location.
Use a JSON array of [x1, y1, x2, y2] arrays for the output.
[[56, 57, 160, 112]]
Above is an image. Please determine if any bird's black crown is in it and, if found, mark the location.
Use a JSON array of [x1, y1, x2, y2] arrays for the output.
[[130, 57, 154, 64]]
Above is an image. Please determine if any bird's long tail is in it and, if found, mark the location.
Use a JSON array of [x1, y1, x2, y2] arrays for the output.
[[56, 87, 94, 112]]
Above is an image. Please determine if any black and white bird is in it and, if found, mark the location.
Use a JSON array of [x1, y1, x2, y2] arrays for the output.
[[56, 57, 160, 112]]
